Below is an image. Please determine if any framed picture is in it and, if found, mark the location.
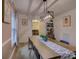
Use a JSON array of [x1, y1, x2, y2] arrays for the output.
[[22, 18, 28, 25], [63, 15, 71, 27]]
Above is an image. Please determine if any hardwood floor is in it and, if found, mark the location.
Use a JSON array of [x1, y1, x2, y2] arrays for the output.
[[12, 43, 37, 59]]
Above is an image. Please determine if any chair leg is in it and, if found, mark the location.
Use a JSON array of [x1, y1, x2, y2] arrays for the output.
[[40, 55, 43, 59], [29, 50, 31, 59], [32, 50, 35, 59]]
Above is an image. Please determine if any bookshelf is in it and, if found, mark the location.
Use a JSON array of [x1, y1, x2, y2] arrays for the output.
[[46, 20, 55, 39]]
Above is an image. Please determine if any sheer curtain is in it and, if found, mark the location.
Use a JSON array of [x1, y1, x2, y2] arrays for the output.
[[11, 8, 17, 46]]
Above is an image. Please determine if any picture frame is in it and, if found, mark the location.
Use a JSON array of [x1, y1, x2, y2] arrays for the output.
[[63, 15, 71, 27], [22, 18, 27, 25]]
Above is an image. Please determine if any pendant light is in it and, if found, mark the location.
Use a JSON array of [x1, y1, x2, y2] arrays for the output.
[[42, 0, 54, 21]]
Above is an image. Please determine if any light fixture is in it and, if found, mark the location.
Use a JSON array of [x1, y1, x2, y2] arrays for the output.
[[44, 15, 52, 20], [40, 0, 54, 21], [43, 0, 47, 16], [48, 11, 54, 19]]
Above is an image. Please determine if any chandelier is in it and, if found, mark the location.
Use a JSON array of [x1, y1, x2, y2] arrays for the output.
[[43, 0, 47, 15], [42, 0, 54, 19]]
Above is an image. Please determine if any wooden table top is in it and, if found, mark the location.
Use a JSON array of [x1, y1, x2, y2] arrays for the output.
[[49, 38, 76, 51], [49, 38, 76, 52], [31, 38, 60, 59]]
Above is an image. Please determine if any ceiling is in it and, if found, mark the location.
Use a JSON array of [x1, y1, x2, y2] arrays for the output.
[[14, 0, 76, 18]]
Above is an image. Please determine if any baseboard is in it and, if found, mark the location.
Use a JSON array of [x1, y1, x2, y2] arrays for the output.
[[2, 38, 10, 47]]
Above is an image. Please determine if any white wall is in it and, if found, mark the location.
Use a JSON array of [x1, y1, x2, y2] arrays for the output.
[[53, 9, 76, 46], [16, 13, 32, 43]]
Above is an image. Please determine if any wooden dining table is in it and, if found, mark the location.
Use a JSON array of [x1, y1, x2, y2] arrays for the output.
[[29, 36, 76, 59], [29, 37, 61, 59]]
